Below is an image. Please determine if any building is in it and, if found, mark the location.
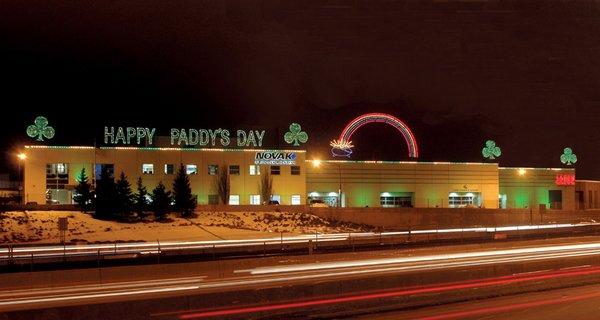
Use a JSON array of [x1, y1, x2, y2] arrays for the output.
[[23, 145, 578, 210]]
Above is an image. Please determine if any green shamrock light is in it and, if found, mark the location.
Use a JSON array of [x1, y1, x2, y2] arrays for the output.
[[560, 147, 577, 165], [284, 123, 308, 146], [26, 116, 55, 141], [482, 140, 501, 160]]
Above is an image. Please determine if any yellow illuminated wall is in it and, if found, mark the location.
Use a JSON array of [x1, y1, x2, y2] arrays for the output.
[[306, 161, 500, 208], [23, 146, 306, 205]]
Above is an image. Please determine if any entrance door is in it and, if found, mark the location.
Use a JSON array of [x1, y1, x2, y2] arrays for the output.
[[549, 190, 563, 210]]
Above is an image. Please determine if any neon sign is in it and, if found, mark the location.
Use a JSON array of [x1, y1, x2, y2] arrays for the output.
[[330, 113, 419, 158], [555, 174, 575, 186], [482, 140, 501, 160], [27, 116, 55, 141], [560, 147, 577, 165], [104, 127, 266, 147]]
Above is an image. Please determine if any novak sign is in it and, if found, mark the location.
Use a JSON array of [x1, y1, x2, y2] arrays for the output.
[[254, 151, 297, 165]]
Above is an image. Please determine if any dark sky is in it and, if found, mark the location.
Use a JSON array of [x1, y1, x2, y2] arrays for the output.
[[1, 1, 599, 178]]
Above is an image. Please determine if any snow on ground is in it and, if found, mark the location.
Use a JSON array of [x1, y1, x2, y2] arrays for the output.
[[0, 211, 373, 245]]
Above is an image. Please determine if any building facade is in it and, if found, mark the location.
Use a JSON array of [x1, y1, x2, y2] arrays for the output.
[[23, 145, 578, 210]]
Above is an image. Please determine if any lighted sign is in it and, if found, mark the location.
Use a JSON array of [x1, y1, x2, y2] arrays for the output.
[[27, 116, 55, 141], [330, 113, 419, 158], [555, 174, 575, 186], [104, 127, 266, 148], [482, 140, 501, 160], [284, 123, 308, 146], [254, 151, 297, 165], [560, 147, 577, 165]]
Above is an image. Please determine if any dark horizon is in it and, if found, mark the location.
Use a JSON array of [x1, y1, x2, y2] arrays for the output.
[[1, 1, 599, 178]]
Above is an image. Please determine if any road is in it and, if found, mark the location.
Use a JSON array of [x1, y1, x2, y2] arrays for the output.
[[4, 236, 600, 319], [364, 283, 600, 320]]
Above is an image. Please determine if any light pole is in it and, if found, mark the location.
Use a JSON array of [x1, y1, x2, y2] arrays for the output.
[[17, 153, 26, 205]]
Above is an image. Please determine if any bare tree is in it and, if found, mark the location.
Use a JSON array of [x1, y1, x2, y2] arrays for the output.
[[216, 163, 230, 204], [259, 165, 273, 204]]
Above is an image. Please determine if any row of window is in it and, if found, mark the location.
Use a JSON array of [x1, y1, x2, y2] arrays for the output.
[[142, 164, 301, 176], [225, 194, 302, 205]]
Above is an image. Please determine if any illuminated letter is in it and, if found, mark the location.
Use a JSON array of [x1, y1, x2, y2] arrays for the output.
[[126, 127, 136, 144], [170, 128, 180, 145], [189, 129, 199, 145], [136, 127, 146, 144], [209, 128, 222, 146], [199, 129, 209, 146], [178, 128, 189, 146], [104, 126, 115, 144], [220, 129, 230, 146], [255, 130, 265, 147], [237, 130, 247, 147], [115, 127, 126, 144], [146, 128, 156, 145], [246, 130, 256, 147]]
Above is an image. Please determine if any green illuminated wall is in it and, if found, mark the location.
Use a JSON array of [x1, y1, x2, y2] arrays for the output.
[[498, 168, 575, 210]]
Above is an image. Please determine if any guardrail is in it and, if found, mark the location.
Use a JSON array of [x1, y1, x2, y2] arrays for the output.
[[2, 222, 600, 269]]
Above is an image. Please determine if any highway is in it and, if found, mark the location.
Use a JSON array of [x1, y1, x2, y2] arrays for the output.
[[4, 236, 600, 319]]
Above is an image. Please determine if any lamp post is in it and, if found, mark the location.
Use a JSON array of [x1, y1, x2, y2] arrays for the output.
[[17, 153, 26, 205]]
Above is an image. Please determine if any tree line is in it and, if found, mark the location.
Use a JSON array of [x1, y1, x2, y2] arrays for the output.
[[73, 163, 197, 221]]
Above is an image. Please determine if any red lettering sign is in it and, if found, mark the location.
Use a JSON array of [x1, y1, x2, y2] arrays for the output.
[[555, 174, 575, 186]]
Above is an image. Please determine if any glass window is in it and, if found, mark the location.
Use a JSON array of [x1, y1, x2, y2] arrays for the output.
[[291, 195, 301, 205], [142, 164, 154, 175], [164, 164, 174, 175], [186, 164, 197, 175], [270, 166, 281, 175], [229, 195, 240, 205], [380, 196, 413, 208], [208, 164, 218, 175], [94, 164, 114, 180], [208, 194, 219, 205], [249, 165, 260, 176], [291, 166, 301, 175], [229, 165, 240, 175], [270, 194, 281, 204], [249, 194, 261, 205]]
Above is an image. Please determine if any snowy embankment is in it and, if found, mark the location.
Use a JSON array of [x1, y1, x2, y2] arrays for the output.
[[0, 211, 373, 244]]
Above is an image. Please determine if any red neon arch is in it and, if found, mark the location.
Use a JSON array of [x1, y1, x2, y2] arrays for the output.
[[330, 113, 419, 158]]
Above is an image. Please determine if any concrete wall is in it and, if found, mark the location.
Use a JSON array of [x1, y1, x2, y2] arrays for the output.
[[309, 207, 600, 229], [306, 161, 500, 208], [576, 180, 600, 210], [23, 146, 306, 206]]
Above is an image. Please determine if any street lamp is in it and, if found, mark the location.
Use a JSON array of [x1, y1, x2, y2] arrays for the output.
[[17, 153, 26, 204]]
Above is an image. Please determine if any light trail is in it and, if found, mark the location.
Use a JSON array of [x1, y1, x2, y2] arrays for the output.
[[176, 265, 600, 319], [239, 240, 600, 275]]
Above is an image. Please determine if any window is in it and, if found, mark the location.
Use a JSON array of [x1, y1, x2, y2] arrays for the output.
[[46, 163, 70, 189], [291, 195, 301, 205], [164, 164, 174, 175], [95, 164, 114, 180], [229, 165, 240, 175], [249, 194, 261, 205], [291, 166, 301, 175], [142, 164, 154, 174], [229, 195, 240, 205], [249, 165, 260, 176], [186, 164, 197, 175], [208, 164, 218, 175], [270, 166, 281, 175], [208, 194, 219, 205], [380, 196, 413, 208], [270, 194, 281, 204]]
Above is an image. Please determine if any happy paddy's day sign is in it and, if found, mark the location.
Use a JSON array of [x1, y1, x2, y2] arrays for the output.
[[104, 127, 266, 147]]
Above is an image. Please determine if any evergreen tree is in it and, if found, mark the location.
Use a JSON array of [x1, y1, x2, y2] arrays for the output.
[[259, 166, 273, 205], [134, 176, 149, 219], [173, 163, 197, 217], [95, 166, 117, 219], [73, 168, 93, 212], [115, 171, 134, 220], [151, 181, 172, 221]]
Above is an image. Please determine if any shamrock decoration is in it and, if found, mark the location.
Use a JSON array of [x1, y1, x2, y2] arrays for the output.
[[482, 140, 501, 160], [284, 123, 308, 146], [26, 116, 55, 141], [560, 147, 577, 165]]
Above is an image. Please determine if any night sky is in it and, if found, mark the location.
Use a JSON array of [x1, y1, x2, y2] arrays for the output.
[[1, 1, 599, 178]]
